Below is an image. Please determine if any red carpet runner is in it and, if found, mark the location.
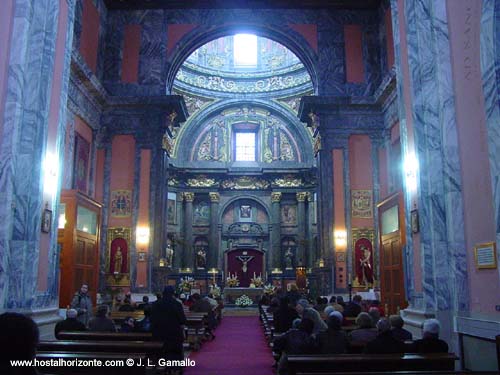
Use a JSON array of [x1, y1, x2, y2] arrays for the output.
[[185, 315, 274, 375]]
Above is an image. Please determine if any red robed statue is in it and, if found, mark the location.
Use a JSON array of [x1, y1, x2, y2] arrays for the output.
[[354, 238, 374, 286]]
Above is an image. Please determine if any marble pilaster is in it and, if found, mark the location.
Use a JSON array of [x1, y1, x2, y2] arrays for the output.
[[183, 192, 195, 270], [296, 192, 308, 266], [271, 192, 282, 269], [208, 192, 220, 269]]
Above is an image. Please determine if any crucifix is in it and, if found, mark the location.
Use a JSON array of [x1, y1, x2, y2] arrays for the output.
[[236, 255, 254, 273]]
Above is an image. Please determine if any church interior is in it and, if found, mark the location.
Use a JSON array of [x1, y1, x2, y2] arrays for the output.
[[0, 0, 499, 373]]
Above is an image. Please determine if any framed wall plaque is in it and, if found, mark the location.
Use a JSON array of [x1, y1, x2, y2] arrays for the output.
[[474, 242, 497, 269]]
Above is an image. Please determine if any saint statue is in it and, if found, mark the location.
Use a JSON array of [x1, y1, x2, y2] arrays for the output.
[[113, 246, 123, 273], [165, 244, 174, 267], [359, 245, 373, 285], [284, 247, 294, 269], [196, 248, 207, 269]]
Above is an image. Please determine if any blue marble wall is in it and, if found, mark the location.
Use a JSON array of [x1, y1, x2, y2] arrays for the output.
[[391, 0, 468, 318], [0, 0, 76, 310]]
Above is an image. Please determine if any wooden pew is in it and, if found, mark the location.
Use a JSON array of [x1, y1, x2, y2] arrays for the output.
[[286, 353, 459, 375]]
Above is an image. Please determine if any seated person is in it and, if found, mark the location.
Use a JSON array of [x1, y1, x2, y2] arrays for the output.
[[88, 305, 116, 332], [137, 295, 151, 310], [317, 311, 347, 354], [0, 312, 39, 375], [323, 305, 335, 320], [364, 318, 406, 354], [118, 296, 135, 312], [336, 296, 346, 308], [267, 297, 280, 314], [368, 307, 381, 327], [329, 296, 344, 313], [190, 294, 216, 338], [369, 300, 385, 317], [274, 318, 318, 375], [135, 305, 152, 332], [411, 319, 448, 353], [344, 295, 363, 317], [54, 308, 86, 338], [313, 296, 328, 312], [389, 315, 413, 342], [297, 299, 327, 335], [120, 316, 135, 333], [349, 312, 377, 347], [274, 296, 299, 333]]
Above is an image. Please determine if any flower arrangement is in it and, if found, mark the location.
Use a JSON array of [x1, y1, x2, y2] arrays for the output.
[[235, 294, 253, 307], [209, 283, 221, 297], [250, 272, 264, 288], [226, 273, 239, 287], [263, 283, 276, 295], [178, 276, 195, 293]]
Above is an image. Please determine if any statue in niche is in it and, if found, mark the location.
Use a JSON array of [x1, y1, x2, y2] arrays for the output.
[[284, 247, 294, 269], [113, 246, 123, 274], [196, 248, 207, 269], [359, 245, 373, 286], [197, 133, 212, 160], [279, 133, 294, 161], [165, 243, 174, 268]]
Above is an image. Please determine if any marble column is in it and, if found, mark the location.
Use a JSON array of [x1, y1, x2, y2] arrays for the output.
[[271, 192, 282, 269], [306, 192, 314, 269], [296, 192, 308, 266], [208, 192, 220, 269], [0, 0, 76, 314], [183, 192, 195, 271]]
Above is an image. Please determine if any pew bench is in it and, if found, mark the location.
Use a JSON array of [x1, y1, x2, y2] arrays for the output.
[[286, 353, 459, 375]]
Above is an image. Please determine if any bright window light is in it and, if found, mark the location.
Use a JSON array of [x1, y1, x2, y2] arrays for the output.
[[234, 34, 257, 67], [235, 132, 256, 161]]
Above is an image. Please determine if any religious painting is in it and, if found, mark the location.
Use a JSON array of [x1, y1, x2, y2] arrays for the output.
[[351, 190, 373, 218], [352, 228, 375, 288], [110, 190, 132, 217], [193, 201, 210, 225], [106, 227, 131, 287], [73, 133, 90, 193], [239, 204, 252, 219], [281, 204, 297, 225], [167, 192, 176, 224]]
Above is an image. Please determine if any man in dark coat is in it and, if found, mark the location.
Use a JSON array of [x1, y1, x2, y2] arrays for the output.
[[364, 318, 406, 354], [344, 294, 363, 318], [54, 309, 86, 338], [151, 285, 187, 361], [412, 319, 448, 353]]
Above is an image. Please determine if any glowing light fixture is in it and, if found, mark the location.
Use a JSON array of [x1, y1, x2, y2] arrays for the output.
[[136, 226, 150, 246], [404, 152, 419, 192], [43, 152, 59, 197], [334, 230, 347, 247]]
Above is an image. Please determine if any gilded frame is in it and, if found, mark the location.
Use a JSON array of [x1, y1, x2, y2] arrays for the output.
[[351, 228, 376, 287], [106, 227, 131, 286], [474, 242, 497, 269]]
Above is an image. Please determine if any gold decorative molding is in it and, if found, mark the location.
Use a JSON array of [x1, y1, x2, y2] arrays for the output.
[[296, 192, 308, 202], [168, 178, 179, 187], [271, 192, 282, 203], [273, 175, 302, 187], [209, 192, 220, 203], [183, 192, 195, 202], [221, 176, 269, 190], [187, 175, 218, 187], [106, 227, 131, 287], [306, 192, 312, 202], [313, 135, 322, 156]]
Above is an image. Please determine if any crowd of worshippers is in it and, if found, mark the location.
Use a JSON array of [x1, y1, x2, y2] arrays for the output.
[[261, 286, 449, 375], [58, 283, 221, 337]]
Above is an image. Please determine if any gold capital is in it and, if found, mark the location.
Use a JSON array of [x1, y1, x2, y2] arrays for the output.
[[209, 192, 220, 202], [271, 192, 282, 203], [183, 192, 195, 202], [296, 192, 308, 202]]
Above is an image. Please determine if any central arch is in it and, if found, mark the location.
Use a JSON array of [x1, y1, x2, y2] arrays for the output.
[[166, 23, 319, 94]]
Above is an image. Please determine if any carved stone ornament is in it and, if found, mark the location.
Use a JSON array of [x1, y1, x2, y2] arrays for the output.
[[273, 175, 302, 187], [271, 192, 282, 203], [296, 192, 308, 202], [228, 222, 264, 235], [162, 133, 173, 155], [221, 176, 270, 190], [183, 192, 195, 202], [209, 192, 220, 202], [313, 135, 322, 156], [187, 175, 218, 188], [168, 178, 179, 187], [308, 110, 319, 129], [168, 111, 178, 128]]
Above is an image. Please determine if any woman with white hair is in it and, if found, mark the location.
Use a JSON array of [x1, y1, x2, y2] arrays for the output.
[[412, 319, 449, 353]]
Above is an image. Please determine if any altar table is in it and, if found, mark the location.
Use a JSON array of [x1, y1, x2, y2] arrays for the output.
[[223, 287, 264, 304]]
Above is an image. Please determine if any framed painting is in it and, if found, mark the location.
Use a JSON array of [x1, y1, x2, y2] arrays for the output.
[[351, 190, 373, 218], [41, 209, 52, 233], [73, 133, 90, 193], [474, 242, 497, 269]]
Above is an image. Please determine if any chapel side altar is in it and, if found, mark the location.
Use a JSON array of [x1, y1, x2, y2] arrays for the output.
[[223, 287, 264, 304]]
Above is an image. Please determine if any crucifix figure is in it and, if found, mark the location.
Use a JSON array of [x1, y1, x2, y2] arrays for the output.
[[236, 255, 254, 273]]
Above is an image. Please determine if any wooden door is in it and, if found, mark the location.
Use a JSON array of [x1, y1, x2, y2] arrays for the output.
[[378, 193, 407, 315], [74, 232, 98, 303]]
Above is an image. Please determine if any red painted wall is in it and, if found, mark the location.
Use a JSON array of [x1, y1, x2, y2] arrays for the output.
[[385, 8, 395, 68], [167, 24, 197, 57], [333, 149, 346, 289], [349, 135, 374, 228], [289, 24, 318, 53], [136, 149, 150, 288], [121, 24, 141, 83], [109, 135, 135, 228], [344, 25, 365, 83], [79, 0, 100, 72]]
